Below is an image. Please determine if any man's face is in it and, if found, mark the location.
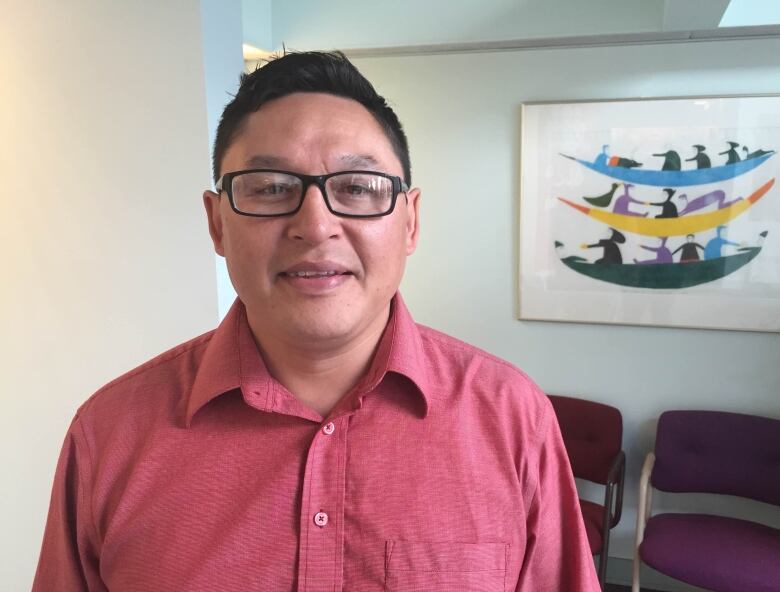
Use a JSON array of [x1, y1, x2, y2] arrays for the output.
[[203, 92, 420, 346]]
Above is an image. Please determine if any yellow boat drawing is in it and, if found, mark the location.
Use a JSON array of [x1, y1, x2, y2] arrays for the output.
[[558, 178, 774, 237]]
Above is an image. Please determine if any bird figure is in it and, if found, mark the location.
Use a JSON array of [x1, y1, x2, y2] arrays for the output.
[[742, 146, 775, 160], [583, 183, 620, 208]]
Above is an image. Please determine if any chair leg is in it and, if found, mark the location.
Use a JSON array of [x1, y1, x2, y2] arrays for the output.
[[597, 552, 607, 591], [598, 528, 610, 590], [598, 481, 614, 591], [631, 553, 641, 592]]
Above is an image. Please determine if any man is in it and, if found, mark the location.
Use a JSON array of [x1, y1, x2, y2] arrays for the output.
[[34, 51, 599, 591]]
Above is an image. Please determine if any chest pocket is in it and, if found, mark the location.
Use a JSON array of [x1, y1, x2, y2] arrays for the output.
[[384, 540, 508, 592]]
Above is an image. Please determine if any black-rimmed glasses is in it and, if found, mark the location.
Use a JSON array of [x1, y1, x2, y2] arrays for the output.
[[215, 169, 409, 218]]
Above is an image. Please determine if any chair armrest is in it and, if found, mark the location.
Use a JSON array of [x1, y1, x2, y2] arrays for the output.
[[635, 452, 655, 549], [605, 450, 626, 527], [632, 452, 655, 592]]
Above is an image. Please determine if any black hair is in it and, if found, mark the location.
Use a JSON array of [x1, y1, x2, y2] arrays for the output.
[[212, 51, 411, 185]]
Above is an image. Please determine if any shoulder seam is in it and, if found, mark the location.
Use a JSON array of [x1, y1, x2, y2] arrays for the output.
[[76, 330, 215, 416], [522, 397, 554, 507], [71, 415, 101, 549], [418, 325, 531, 377]]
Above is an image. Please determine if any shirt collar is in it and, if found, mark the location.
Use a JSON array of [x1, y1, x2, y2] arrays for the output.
[[184, 293, 432, 426], [370, 293, 432, 415]]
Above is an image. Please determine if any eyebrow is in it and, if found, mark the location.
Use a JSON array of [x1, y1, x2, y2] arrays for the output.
[[243, 153, 381, 171], [245, 155, 288, 168], [337, 154, 380, 169]]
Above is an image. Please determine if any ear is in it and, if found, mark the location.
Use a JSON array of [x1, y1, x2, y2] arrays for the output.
[[404, 187, 421, 255], [203, 190, 225, 256]]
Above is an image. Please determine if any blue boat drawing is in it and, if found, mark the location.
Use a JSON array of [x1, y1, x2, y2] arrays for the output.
[[560, 150, 774, 187]]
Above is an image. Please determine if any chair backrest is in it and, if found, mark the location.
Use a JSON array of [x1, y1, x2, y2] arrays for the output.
[[652, 410, 780, 506], [548, 395, 623, 485]]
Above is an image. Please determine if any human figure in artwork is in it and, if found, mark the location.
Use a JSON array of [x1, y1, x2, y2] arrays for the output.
[[594, 145, 609, 167], [704, 225, 741, 260], [612, 183, 648, 217], [648, 188, 679, 218], [634, 237, 673, 265], [719, 141, 741, 164], [653, 150, 681, 171], [608, 154, 642, 168], [677, 189, 742, 215], [581, 228, 626, 264], [685, 145, 711, 169], [672, 234, 705, 262], [596, 144, 642, 168]]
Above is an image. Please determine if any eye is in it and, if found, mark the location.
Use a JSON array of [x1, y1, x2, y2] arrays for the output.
[[330, 175, 383, 199], [343, 183, 373, 196], [236, 175, 299, 200], [255, 183, 293, 196]]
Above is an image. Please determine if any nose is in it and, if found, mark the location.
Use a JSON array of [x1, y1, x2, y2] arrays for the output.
[[286, 182, 341, 244]]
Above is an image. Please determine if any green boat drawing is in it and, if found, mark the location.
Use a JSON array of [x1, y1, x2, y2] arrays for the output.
[[559, 247, 763, 289]]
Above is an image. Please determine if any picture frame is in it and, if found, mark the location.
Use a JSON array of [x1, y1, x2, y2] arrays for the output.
[[518, 95, 780, 332]]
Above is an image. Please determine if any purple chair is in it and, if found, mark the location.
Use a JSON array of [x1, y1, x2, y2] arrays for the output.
[[548, 395, 625, 590], [632, 410, 780, 592]]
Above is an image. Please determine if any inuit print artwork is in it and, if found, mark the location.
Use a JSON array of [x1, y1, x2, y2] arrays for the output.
[[519, 96, 780, 332]]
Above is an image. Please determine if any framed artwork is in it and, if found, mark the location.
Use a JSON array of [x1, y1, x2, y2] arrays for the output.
[[518, 95, 780, 332]]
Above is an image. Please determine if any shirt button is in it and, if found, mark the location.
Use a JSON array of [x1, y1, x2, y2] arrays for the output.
[[314, 512, 329, 527], [322, 422, 335, 435]]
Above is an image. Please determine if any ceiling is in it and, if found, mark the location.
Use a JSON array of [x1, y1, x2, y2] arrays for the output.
[[242, 0, 780, 54]]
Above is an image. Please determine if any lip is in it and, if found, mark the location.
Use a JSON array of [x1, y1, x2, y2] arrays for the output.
[[278, 260, 354, 295], [281, 260, 351, 276]]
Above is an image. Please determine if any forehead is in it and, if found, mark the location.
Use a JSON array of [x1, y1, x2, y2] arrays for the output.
[[224, 92, 400, 174]]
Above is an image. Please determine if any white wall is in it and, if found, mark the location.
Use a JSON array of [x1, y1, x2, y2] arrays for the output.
[[0, 2, 219, 588], [352, 38, 780, 561], [200, 0, 244, 318]]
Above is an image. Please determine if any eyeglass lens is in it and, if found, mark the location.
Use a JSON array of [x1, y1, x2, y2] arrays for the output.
[[231, 171, 395, 216]]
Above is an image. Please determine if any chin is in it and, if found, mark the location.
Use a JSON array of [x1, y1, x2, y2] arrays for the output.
[[287, 315, 357, 343]]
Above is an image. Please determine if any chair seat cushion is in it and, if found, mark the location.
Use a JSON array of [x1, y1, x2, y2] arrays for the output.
[[579, 499, 604, 554], [640, 513, 780, 592]]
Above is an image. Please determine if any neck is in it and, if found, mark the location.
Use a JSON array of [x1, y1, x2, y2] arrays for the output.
[[246, 306, 391, 418]]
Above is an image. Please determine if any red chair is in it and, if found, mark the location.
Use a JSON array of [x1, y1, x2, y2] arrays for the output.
[[548, 395, 625, 590]]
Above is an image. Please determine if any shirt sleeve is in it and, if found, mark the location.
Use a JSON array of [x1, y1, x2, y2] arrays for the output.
[[515, 402, 601, 592], [33, 417, 104, 592]]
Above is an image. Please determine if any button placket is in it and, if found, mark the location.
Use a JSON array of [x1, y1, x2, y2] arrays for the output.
[[296, 416, 349, 591]]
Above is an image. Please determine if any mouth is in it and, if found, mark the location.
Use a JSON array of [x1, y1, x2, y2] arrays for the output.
[[278, 261, 354, 293], [281, 269, 352, 279]]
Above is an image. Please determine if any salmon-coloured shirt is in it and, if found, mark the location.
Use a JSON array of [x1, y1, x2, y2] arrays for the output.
[[34, 295, 599, 591]]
